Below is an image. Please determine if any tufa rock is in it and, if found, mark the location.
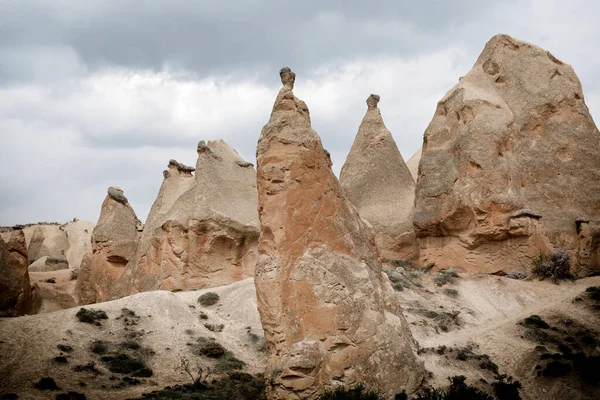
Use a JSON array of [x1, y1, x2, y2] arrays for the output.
[[0, 229, 35, 316], [255, 68, 424, 399], [25, 225, 69, 265], [76, 187, 140, 303], [340, 94, 419, 262], [414, 34, 600, 274], [114, 140, 260, 294]]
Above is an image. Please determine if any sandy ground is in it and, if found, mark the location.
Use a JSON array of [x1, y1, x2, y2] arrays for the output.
[[1, 273, 598, 399], [0, 278, 266, 400]]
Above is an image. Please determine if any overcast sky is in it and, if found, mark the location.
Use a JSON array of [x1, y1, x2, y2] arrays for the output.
[[1, 0, 599, 226]]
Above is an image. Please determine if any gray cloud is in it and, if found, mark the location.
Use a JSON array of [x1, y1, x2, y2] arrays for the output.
[[1, 0, 600, 226]]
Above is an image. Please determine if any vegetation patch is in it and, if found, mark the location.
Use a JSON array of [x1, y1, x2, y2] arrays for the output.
[[214, 352, 245, 372], [54, 355, 69, 364], [531, 250, 573, 282], [72, 362, 101, 374], [198, 292, 220, 306], [33, 377, 60, 391], [192, 338, 226, 358], [133, 371, 266, 400], [411, 376, 493, 400], [320, 384, 382, 400], [204, 323, 224, 332], [444, 288, 459, 297], [100, 353, 152, 376], [57, 344, 73, 353], [521, 315, 549, 329], [90, 340, 110, 355], [76, 308, 108, 325], [384, 267, 422, 291], [434, 269, 459, 287]]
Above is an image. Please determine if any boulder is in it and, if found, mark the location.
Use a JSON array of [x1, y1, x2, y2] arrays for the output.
[[115, 144, 259, 294], [78, 187, 140, 302], [414, 34, 600, 275], [0, 229, 35, 316], [340, 94, 419, 262], [254, 67, 424, 399]]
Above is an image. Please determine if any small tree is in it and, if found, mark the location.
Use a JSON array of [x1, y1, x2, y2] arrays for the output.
[[180, 356, 211, 387]]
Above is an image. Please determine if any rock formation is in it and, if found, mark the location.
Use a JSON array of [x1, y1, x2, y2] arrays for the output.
[[77, 187, 140, 303], [0, 229, 35, 316], [414, 34, 600, 274], [406, 148, 421, 183], [114, 143, 259, 295], [25, 224, 69, 265], [255, 67, 424, 399], [340, 94, 419, 262]]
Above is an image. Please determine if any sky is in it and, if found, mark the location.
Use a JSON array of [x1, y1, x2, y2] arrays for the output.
[[1, 0, 599, 226]]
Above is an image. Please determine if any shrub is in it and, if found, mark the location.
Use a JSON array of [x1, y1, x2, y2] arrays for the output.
[[506, 271, 527, 280], [198, 292, 220, 306], [72, 362, 101, 374], [214, 352, 245, 372], [531, 249, 572, 282], [54, 356, 69, 364], [90, 340, 110, 355], [444, 289, 459, 297], [100, 353, 152, 376], [204, 323, 224, 332], [57, 344, 73, 353], [320, 384, 382, 400], [492, 374, 522, 400], [521, 315, 550, 329], [70, 269, 79, 280], [413, 376, 492, 400], [76, 308, 108, 325], [56, 392, 87, 400], [193, 338, 226, 358], [33, 377, 60, 391], [434, 269, 459, 287]]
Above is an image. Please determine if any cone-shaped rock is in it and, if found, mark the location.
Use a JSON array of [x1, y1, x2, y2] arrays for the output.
[[0, 229, 35, 316], [414, 34, 600, 275], [406, 148, 422, 183], [77, 187, 140, 303], [255, 68, 424, 399], [115, 140, 259, 294], [340, 95, 419, 262]]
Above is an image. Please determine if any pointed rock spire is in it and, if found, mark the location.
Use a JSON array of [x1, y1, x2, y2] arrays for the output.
[[255, 69, 424, 399], [340, 95, 419, 262]]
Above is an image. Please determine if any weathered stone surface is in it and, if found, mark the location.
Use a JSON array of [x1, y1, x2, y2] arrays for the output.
[[74, 252, 95, 305], [406, 148, 421, 183], [0, 229, 35, 316], [414, 34, 600, 274], [28, 256, 69, 272], [77, 187, 140, 303], [25, 225, 69, 264], [340, 94, 419, 262], [255, 68, 424, 399], [115, 141, 259, 295]]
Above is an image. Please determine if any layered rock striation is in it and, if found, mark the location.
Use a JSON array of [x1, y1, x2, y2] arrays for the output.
[[414, 34, 600, 274], [340, 94, 419, 262], [255, 67, 424, 399]]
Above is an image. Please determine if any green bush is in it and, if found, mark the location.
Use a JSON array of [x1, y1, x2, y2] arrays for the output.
[[198, 292, 220, 306]]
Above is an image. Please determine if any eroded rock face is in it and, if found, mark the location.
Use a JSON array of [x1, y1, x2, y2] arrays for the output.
[[414, 34, 600, 274], [115, 143, 259, 294], [25, 225, 69, 265], [340, 94, 419, 262], [79, 187, 140, 303], [255, 68, 424, 399], [0, 229, 35, 316]]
